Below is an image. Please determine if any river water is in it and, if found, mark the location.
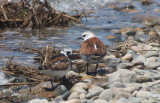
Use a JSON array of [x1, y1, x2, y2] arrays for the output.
[[0, 0, 160, 84]]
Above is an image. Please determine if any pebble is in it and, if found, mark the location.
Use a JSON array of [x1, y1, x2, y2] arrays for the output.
[[94, 99, 108, 103], [81, 99, 93, 103], [98, 89, 114, 102], [54, 96, 64, 103], [73, 82, 88, 90], [131, 46, 142, 52], [71, 87, 87, 94], [121, 53, 133, 61], [132, 91, 152, 97], [68, 92, 79, 100], [136, 76, 153, 83], [53, 85, 68, 96], [86, 86, 104, 99], [79, 93, 86, 100], [109, 82, 126, 88], [27, 98, 49, 103], [108, 69, 137, 83], [134, 34, 149, 43], [60, 99, 81, 103], [145, 62, 160, 69]]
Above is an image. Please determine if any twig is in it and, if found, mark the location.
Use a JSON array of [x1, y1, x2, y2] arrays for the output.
[[1, 5, 8, 20], [61, 13, 80, 23], [107, 49, 120, 53], [43, 45, 49, 65]]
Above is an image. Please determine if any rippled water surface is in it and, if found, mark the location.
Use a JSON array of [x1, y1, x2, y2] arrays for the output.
[[0, 0, 160, 83]]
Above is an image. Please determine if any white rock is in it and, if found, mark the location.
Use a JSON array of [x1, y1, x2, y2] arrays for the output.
[[73, 82, 88, 90], [70, 87, 87, 94], [121, 53, 133, 61], [68, 92, 79, 100], [94, 99, 108, 103], [60, 99, 81, 103], [79, 93, 86, 100], [27, 98, 49, 103]]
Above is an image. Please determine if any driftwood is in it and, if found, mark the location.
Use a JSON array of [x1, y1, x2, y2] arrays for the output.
[[0, 0, 94, 29]]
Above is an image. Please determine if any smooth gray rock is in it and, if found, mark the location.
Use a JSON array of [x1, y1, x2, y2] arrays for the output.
[[81, 99, 93, 103], [54, 96, 64, 103], [134, 34, 149, 43], [144, 51, 159, 58], [98, 89, 114, 102], [86, 87, 104, 99], [71, 87, 87, 94], [54, 85, 68, 96], [108, 69, 137, 83], [109, 82, 126, 88], [145, 62, 160, 69], [128, 97, 144, 103]]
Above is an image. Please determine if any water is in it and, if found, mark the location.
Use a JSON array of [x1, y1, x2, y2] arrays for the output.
[[0, 0, 160, 83]]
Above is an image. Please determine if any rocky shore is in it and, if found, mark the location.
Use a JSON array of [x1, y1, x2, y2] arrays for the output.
[[1, 21, 160, 103]]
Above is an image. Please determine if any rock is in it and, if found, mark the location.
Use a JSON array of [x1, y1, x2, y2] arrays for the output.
[[112, 88, 131, 99], [131, 46, 142, 52], [157, 67, 160, 71], [98, 89, 114, 102], [108, 69, 137, 83], [117, 63, 133, 70], [132, 91, 152, 97], [154, 75, 160, 80], [86, 86, 104, 99], [148, 43, 160, 47], [109, 82, 126, 88], [79, 93, 86, 100], [94, 99, 108, 103], [103, 66, 116, 74], [73, 82, 88, 90], [27, 98, 49, 103], [62, 91, 71, 100], [104, 57, 121, 68], [82, 79, 93, 85], [53, 85, 68, 96], [148, 31, 157, 37], [145, 62, 160, 69], [144, 51, 159, 58], [110, 97, 130, 103], [120, 27, 136, 36], [134, 34, 149, 43], [2, 89, 13, 97], [121, 53, 133, 61], [140, 98, 159, 103], [68, 92, 79, 100], [54, 96, 64, 103], [71, 87, 87, 94], [132, 55, 146, 64], [60, 99, 81, 103], [136, 76, 153, 83], [128, 97, 144, 103], [145, 57, 159, 65], [81, 99, 93, 103]]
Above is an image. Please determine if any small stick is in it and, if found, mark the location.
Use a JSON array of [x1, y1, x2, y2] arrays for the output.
[[1, 5, 8, 20], [43, 45, 49, 65]]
